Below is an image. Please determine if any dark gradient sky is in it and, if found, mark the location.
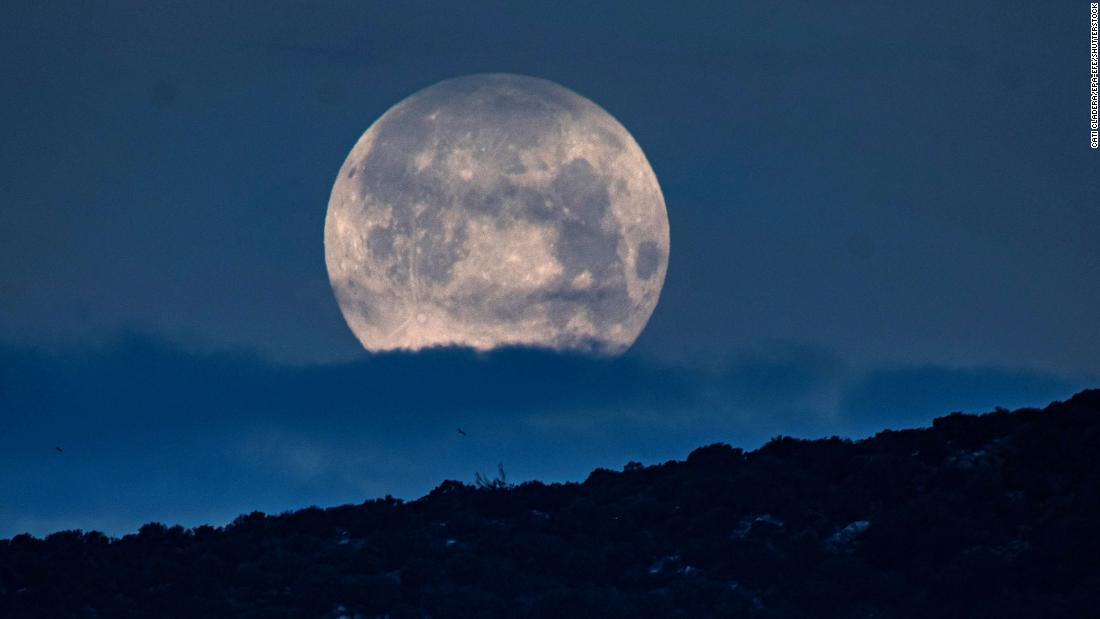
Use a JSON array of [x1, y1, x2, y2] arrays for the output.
[[1, 2, 1096, 537]]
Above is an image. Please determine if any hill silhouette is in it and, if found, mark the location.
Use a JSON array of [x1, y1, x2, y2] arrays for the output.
[[2, 390, 1099, 618]]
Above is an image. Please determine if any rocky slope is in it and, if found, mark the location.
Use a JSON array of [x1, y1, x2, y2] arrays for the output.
[[2, 390, 1098, 618]]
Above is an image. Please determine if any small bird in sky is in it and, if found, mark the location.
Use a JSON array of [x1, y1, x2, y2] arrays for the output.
[[456, 428, 467, 437], [54, 446, 63, 453]]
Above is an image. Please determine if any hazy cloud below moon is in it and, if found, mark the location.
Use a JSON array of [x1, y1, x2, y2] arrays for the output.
[[325, 74, 669, 355], [0, 335, 1087, 538]]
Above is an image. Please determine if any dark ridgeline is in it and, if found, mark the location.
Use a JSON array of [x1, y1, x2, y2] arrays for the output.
[[2, 392, 1099, 618]]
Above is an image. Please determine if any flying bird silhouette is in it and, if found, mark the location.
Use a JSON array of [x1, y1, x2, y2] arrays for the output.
[[456, 428, 467, 437]]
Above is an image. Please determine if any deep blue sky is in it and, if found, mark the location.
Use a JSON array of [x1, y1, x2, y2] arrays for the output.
[[1, 2, 1096, 537]]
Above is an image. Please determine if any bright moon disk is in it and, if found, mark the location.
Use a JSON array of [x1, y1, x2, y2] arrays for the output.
[[324, 74, 669, 354]]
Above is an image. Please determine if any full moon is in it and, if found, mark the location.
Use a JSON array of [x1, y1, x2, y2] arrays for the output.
[[324, 74, 669, 354]]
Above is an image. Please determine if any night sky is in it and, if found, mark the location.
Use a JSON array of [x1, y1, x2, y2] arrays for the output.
[[1, 2, 1096, 537]]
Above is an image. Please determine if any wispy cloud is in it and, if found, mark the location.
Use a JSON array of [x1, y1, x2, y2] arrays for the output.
[[0, 335, 1088, 537]]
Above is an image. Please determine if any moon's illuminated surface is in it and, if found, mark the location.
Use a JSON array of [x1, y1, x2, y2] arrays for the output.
[[324, 74, 669, 354]]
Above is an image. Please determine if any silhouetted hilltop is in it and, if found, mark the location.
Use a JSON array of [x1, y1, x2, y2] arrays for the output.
[[3, 391, 1099, 618]]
